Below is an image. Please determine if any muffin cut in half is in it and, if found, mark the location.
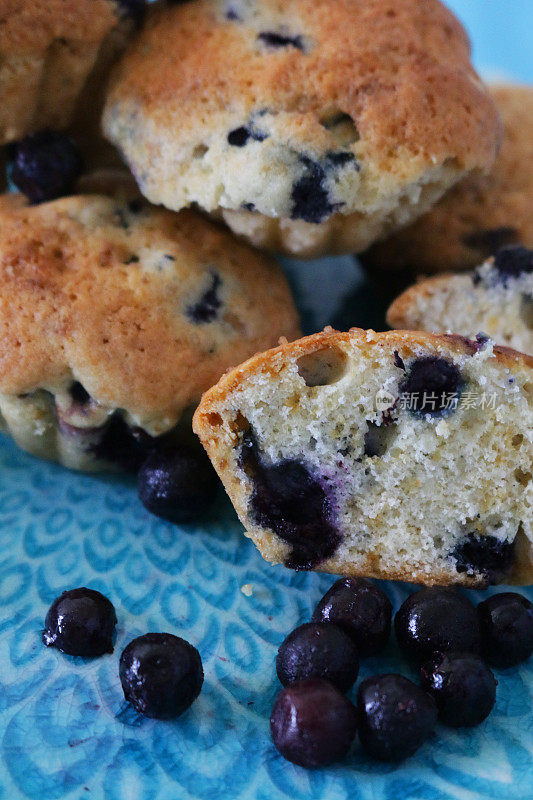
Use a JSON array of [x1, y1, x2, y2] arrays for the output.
[[0, 193, 299, 472], [194, 328, 533, 587], [387, 246, 533, 355], [103, 0, 501, 257]]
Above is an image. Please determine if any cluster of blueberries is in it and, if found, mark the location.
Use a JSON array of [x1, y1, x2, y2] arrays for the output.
[[43, 587, 204, 719], [270, 578, 533, 768]]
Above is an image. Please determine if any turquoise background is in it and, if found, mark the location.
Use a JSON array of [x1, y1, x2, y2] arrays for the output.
[[1, 3, 532, 799]]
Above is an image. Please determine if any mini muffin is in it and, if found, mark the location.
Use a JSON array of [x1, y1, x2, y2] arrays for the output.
[[0, 194, 299, 471], [387, 246, 533, 355], [362, 84, 533, 275], [193, 328, 533, 587], [0, 0, 143, 145], [103, 0, 501, 258]]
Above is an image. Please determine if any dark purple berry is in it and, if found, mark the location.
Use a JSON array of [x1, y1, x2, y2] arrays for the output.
[[238, 429, 341, 570], [8, 130, 83, 204], [270, 679, 357, 768], [420, 651, 497, 727], [312, 577, 392, 656], [276, 622, 359, 692], [452, 533, 515, 585], [138, 446, 218, 523], [186, 272, 222, 323], [395, 588, 480, 663], [493, 245, 533, 283], [43, 588, 116, 657], [478, 592, 533, 668], [357, 674, 437, 761], [227, 125, 267, 147], [399, 356, 462, 416], [119, 633, 203, 719], [257, 31, 305, 50]]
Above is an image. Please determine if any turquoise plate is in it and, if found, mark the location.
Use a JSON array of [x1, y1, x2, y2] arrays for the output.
[[1, 254, 532, 800]]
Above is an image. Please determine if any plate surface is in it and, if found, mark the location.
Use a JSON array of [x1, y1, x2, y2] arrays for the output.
[[0, 255, 532, 800]]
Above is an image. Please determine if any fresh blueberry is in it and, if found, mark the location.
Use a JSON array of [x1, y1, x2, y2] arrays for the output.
[[238, 429, 341, 570], [270, 679, 357, 768], [138, 446, 218, 523], [478, 592, 533, 668], [493, 245, 533, 283], [395, 588, 480, 663], [43, 588, 116, 657], [312, 577, 392, 655], [420, 651, 497, 727], [463, 227, 519, 257], [257, 31, 305, 50], [91, 413, 155, 472], [186, 272, 222, 323], [119, 633, 203, 719], [357, 674, 437, 761], [452, 533, 515, 585], [115, 0, 146, 24], [276, 622, 359, 692], [8, 130, 83, 204], [399, 356, 462, 416]]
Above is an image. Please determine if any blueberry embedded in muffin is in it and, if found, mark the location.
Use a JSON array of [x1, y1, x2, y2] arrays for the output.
[[193, 328, 533, 586], [7, 131, 84, 204]]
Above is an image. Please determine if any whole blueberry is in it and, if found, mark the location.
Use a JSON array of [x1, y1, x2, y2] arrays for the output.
[[399, 356, 462, 416], [478, 592, 533, 668], [138, 446, 218, 522], [276, 622, 359, 692], [119, 633, 203, 719], [43, 588, 116, 657], [420, 651, 497, 727], [270, 679, 357, 768], [357, 674, 437, 761], [312, 577, 392, 655], [8, 130, 83, 204], [395, 588, 480, 663]]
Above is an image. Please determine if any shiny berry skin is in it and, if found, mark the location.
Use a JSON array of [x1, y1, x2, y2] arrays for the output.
[[312, 577, 392, 655], [138, 446, 218, 523], [395, 588, 480, 663], [399, 356, 462, 416], [42, 588, 116, 657], [270, 679, 358, 768], [420, 651, 497, 727], [119, 633, 203, 719], [8, 130, 83, 204], [276, 622, 359, 692], [478, 592, 533, 668], [357, 674, 437, 761]]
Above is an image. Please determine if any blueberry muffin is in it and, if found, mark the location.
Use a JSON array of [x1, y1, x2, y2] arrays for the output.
[[0, 194, 299, 471], [362, 85, 533, 275], [0, 0, 143, 145], [387, 247, 533, 356], [103, 0, 501, 258], [193, 328, 533, 587]]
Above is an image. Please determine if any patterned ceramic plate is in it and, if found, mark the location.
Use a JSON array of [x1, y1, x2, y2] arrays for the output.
[[1, 256, 532, 800]]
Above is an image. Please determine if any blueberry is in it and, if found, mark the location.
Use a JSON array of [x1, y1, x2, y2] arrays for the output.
[[395, 588, 480, 663], [91, 413, 155, 472], [227, 125, 267, 147], [478, 592, 533, 668], [8, 130, 83, 204], [420, 651, 497, 727], [270, 679, 357, 768], [290, 157, 338, 224], [399, 356, 462, 416], [43, 588, 116, 657], [138, 446, 218, 523], [186, 272, 222, 323], [357, 674, 437, 761], [493, 245, 533, 283], [119, 633, 203, 719], [238, 429, 341, 570], [452, 533, 515, 585], [257, 31, 305, 50], [463, 227, 519, 257], [276, 622, 359, 692], [115, 0, 146, 24], [312, 578, 392, 655]]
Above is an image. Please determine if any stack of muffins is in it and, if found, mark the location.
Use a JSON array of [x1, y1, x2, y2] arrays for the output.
[[0, 0, 531, 588]]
